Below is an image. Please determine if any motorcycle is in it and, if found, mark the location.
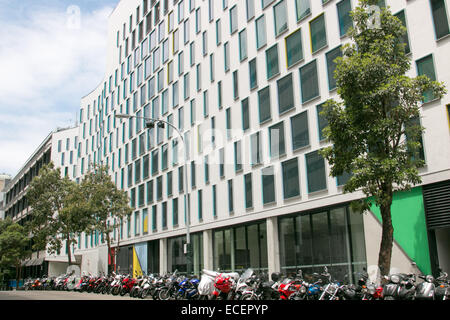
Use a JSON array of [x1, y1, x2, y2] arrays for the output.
[[175, 276, 200, 300], [240, 272, 281, 300], [120, 274, 137, 296], [382, 273, 416, 300]]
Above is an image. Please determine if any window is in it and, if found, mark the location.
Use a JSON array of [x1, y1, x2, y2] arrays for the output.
[[233, 71, 239, 100], [299, 60, 320, 103], [337, 0, 352, 37], [277, 73, 295, 114], [269, 121, 286, 158], [405, 116, 426, 162], [285, 29, 303, 68], [249, 58, 258, 90], [162, 202, 167, 229], [282, 158, 300, 199], [244, 173, 253, 209], [234, 140, 242, 172], [256, 15, 267, 49], [219, 148, 225, 178], [326, 46, 342, 91], [251, 131, 263, 166], [316, 103, 328, 141], [242, 98, 250, 131], [310, 14, 327, 53], [291, 111, 309, 150], [239, 29, 248, 61], [430, 0, 450, 39], [157, 176, 163, 200], [224, 42, 230, 72], [228, 179, 234, 213], [262, 0, 275, 8], [216, 19, 222, 45], [262, 166, 276, 204], [147, 180, 154, 204], [305, 150, 327, 193], [173, 198, 179, 226], [395, 10, 411, 54], [246, 0, 255, 20], [198, 190, 203, 220], [295, 0, 310, 21], [266, 44, 279, 79], [258, 86, 271, 123], [416, 54, 437, 103], [212, 185, 217, 217], [273, 0, 288, 36], [230, 5, 238, 34]]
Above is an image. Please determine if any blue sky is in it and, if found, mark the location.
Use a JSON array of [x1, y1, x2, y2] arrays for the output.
[[0, 0, 119, 177]]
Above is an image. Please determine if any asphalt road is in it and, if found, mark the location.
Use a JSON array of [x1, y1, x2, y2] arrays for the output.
[[0, 290, 144, 300]]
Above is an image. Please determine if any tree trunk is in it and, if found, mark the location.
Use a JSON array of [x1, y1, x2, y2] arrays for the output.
[[378, 200, 394, 277], [67, 234, 73, 266]]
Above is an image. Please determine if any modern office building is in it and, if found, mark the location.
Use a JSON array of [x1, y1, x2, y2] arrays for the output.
[[2, 126, 79, 277], [8, 0, 449, 280], [0, 174, 12, 220]]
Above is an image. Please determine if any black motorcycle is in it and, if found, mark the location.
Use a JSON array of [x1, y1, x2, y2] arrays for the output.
[[383, 273, 416, 300]]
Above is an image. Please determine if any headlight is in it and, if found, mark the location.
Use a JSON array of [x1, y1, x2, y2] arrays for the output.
[[300, 286, 306, 294], [426, 275, 434, 283], [390, 275, 400, 284]]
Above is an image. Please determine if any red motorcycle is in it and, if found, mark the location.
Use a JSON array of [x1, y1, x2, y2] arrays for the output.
[[278, 278, 304, 300], [120, 274, 138, 296], [212, 273, 238, 300]]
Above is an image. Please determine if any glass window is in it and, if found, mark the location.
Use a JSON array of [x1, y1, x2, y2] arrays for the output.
[[228, 179, 234, 213], [198, 190, 203, 220], [405, 116, 426, 162], [286, 28, 303, 68], [295, 0, 310, 21], [310, 14, 327, 53], [262, 166, 276, 204], [299, 60, 320, 103], [157, 176, 163, 200], [273, 0, 288, 36], [317, 102, 328, 141], [337, 0, 352, 37], [291, 111, 309, 150], [258, 86, 271, 123], [242, 98, 250, 131], [416, 54, 437, 103], [244, 173, 253, 209], [239, 29, 248, 61], [251, 131, 263, 166], [173, 198, 178, 226], [282, 158, 300, 199], [326, 46, 342, 91], [394, 10, 411, 55], [230, 5, 238, 34], [256, 15, 267, 49], [224, 42, 230, 72], [234, 140, 242, 172], [246, 0, 255, 20], [277, 73, 294, 114], [430, 0, 450, 39], [266, 44, 279, 79], [249, 58, 258, 90], [233, 70, 239, 100], [305, 150, 327, 193], [269, 121, 286, 158]]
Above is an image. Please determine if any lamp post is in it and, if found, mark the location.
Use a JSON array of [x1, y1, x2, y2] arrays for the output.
[[114, 113, 193, 275]]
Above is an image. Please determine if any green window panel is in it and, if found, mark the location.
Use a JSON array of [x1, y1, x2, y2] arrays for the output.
[[337, 0, 352, 37], [242, 98, 250, 131], [291, 110, 309, 150], [282, 158, 300, 199], [316, 103, 328, 141], [299, 60, 320, 103], [325, 46, 342, 91], [269, 121, 286, 158], [249, 58, 258, 90], [258, 86, 272, 123], [239, 29, 248, 61], [262, 166, 276, 204], [285, 28, 303, 68], [416, 54, 437, 103], [274, 0, 288, 36], [244, 173, 253, 209], [305, 150, 327, 193], [256, 15, 267, 49], [310, 14, 327, 53], [430, 0, 450, 39], [295, 0, 310, 21], [266, 44, 279, 79], [395, 10, 411, 54], [277, 73, 295, 114]]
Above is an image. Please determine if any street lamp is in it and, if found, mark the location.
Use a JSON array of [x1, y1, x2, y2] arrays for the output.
[[114, 113, 193, 275]]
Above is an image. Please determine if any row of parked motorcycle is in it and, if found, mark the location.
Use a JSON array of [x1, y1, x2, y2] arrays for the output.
[[22, 266, 449, 300]]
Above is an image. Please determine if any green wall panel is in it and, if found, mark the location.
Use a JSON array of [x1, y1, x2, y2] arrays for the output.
[[369, 186, 431, 274]]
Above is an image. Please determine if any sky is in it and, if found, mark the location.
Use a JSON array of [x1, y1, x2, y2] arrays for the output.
[[0, 0, 120, 177]]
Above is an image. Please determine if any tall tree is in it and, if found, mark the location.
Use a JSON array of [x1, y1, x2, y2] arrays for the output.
[[27, 162, 90, 265], [80, 164, 132, 273], [320, 0, 446, 276], [0, 218, 30, 288]]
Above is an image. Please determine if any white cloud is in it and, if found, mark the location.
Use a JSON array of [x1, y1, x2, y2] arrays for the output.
[[0, 4, 114, 176]]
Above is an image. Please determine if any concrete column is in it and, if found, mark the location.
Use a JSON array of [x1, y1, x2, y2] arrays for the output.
[[203, 229, 213, 271], [266, 217, 280, 279], [160, 238, 168, 275]]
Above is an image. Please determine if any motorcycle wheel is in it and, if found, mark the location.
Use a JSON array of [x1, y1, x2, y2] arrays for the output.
[[159, 288, 170, 300], [111, 286, 120, 296], [120, 287, 128, 296], [384, 296, 395, 300], [102, 286, 108, 294]]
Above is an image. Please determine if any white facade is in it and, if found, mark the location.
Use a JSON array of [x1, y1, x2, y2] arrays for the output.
[[66, 0, 450, 277]]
